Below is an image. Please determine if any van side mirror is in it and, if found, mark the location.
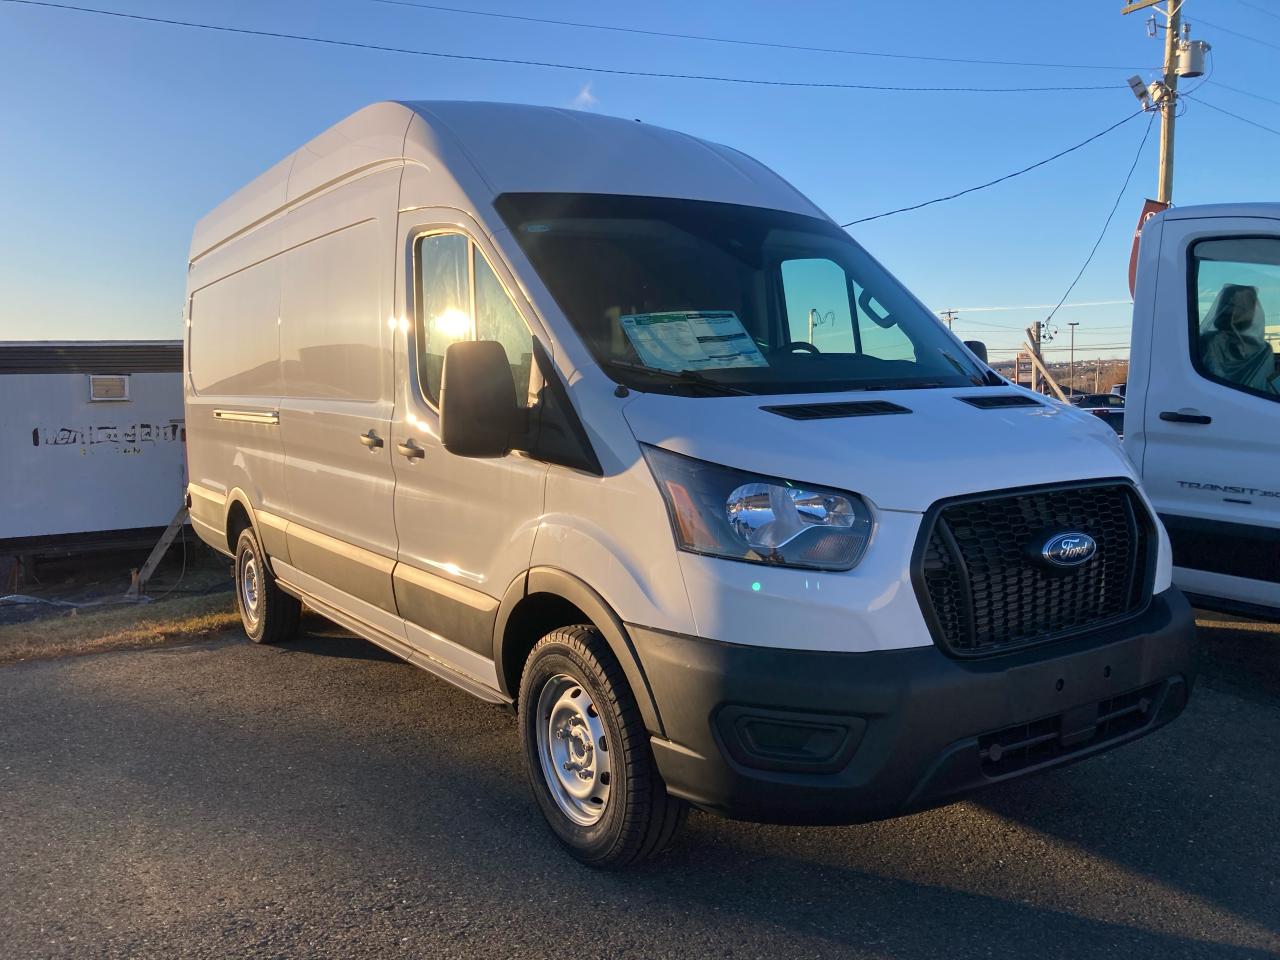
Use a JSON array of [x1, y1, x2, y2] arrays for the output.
[[440, 340, 522, 458], [963, 340, 988, 364]]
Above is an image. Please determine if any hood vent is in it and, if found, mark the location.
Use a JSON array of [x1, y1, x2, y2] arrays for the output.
[[762, 400, 912, 421], [958, 394, 1043, 409]]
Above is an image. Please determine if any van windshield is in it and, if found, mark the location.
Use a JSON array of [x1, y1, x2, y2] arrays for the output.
[[496, 193, 989, 396]]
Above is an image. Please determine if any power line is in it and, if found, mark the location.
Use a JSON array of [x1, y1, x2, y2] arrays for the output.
[[370, 0, 1145, 72], [0, 0, 1123, 94], [1205, 79, 1280, 110], [1229, 0, 1280, 22], [1186, 93, 1280, 138], [840, 111, 1143, 226], [1043, 111, 1156, 328], [953, 299, 1132, 312], [1196, 16, 1280, 54]]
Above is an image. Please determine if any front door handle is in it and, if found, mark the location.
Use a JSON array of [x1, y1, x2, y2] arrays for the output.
[[359, 429, 384, 449], [396, 438, 426, 460], [1159, 410, 1212, 425]]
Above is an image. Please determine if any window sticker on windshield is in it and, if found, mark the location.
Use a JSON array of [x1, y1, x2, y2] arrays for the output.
[[619, 311, 768, 371]]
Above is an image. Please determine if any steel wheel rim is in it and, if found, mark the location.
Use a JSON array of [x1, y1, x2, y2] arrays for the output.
[[535, 673, 612, 826], [239, 551, 261, 629]]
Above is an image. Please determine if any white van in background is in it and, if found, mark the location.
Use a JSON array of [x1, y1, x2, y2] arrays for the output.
[[185, 101, 1196, 867], [1127, 204, 1280, 620]]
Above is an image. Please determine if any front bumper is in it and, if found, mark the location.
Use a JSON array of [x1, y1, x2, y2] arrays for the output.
[[630, 587, 1197, 825]]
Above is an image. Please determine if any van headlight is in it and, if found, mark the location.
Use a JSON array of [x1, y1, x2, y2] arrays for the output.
[[642, 445, 873, 571]]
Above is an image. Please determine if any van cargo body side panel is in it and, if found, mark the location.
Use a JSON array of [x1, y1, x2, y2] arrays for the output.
[[276, 172, 402, 607], [185, 211, 289, 554]]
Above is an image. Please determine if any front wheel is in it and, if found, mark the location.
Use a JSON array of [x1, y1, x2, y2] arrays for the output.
[[518, 625, 687, 868]]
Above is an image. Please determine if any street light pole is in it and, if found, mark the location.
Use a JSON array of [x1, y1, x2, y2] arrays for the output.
[[1069, 322, 1079, 395]]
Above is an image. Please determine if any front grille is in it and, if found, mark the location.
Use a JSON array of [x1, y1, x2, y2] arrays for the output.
[[977, 682, 1164, 777], [916, 481, 1154, 657]]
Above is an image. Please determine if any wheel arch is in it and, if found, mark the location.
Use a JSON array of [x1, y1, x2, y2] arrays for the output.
[[223, 488, 261, 554], [494, 567, 665, 737]]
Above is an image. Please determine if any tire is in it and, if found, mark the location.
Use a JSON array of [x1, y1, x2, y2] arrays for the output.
[[233, 527, 301, 645], [518, 624, 687, 868]]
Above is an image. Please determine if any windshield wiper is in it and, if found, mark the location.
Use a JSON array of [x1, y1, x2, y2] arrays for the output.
[[939, 350, 993, 387], [602, 360, 754, 396]]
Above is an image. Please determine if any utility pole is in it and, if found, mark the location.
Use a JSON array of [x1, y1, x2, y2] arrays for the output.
[[1020, 320, 1067, 401], [1068, 321, 1079, 395], [939, 309, 957, 331], [1123, 0, 1210, 205], [1157, 2, 1181, 204], [1095, 357, 1101, 393]]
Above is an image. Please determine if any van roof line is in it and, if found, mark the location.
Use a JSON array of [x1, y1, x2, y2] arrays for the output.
[[190, 100, 827, 263]]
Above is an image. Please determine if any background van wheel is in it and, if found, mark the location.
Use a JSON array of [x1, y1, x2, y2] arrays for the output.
[[234, 527, 301, 645], [519, 625, 687, 868]]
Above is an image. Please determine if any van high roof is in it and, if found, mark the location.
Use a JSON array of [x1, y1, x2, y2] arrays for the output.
[[190, 100, 826, 263]]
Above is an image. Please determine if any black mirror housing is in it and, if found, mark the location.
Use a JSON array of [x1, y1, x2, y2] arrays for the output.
[[963, 340, 989, 364], [440, 340, 522, 458]]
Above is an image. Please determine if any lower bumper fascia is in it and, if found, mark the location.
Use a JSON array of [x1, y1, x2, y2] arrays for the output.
[[630, 588, 1197, 826]]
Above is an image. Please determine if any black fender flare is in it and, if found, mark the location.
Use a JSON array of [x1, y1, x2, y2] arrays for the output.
[[493, 566, 666, 737]]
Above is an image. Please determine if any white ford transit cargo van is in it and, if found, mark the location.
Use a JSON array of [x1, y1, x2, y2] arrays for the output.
[[185, 101, 1196, 867], [1127, 204, 1280, 621]]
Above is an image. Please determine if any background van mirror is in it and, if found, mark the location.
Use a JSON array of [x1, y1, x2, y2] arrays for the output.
[[963, 340, 988, 364]]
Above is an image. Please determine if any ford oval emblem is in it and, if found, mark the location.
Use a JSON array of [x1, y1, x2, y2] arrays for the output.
[[1041, 532, 1097, 567]]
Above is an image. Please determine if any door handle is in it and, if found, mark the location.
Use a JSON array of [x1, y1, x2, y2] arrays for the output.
[[1159, 410, 1212, 425], [396, 438, 426, 460], [359, 429, 384, 449]]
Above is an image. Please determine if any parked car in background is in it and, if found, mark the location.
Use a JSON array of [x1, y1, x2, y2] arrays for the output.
[[1127, 203, 1280, 621], [184, 101, 1197, 867], [1069, 392, 1125, 435]]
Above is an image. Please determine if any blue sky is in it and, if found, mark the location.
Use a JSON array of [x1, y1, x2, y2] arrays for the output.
[[0, 0, 1275, 361]]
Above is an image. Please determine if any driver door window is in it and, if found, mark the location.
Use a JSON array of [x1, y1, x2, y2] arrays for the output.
[[1191, 237, 1280, 400], [415, 233, 539, 407]]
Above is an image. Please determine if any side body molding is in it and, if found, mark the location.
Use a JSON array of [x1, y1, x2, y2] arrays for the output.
[[494, 567, 666, 738]]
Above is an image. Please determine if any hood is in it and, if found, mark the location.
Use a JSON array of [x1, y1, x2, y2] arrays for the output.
[[621, 387, 1134, 513]]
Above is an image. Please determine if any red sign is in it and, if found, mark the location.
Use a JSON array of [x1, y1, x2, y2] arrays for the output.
[[1129, 199, 1170, 297]]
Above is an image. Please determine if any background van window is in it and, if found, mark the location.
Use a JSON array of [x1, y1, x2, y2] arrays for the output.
[[1192, 237, 1280, 399]]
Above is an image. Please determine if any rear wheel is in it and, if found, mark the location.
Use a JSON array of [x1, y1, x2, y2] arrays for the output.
[[234, 527, 301, 645], [519, 625, 687, 867]]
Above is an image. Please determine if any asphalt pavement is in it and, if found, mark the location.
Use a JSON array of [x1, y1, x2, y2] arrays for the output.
[[1, 617, 1278, 959]]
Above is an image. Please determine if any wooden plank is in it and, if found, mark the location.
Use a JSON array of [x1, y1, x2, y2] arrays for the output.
[[125, 507, 189, 598], [1022, 342, 1069, 402]]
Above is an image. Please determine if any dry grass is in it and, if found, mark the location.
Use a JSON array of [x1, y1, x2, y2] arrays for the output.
[[0, 591, 240, 666]]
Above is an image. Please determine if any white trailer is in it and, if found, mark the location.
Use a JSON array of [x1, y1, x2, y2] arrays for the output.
[[0, 341, 187, 550]]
